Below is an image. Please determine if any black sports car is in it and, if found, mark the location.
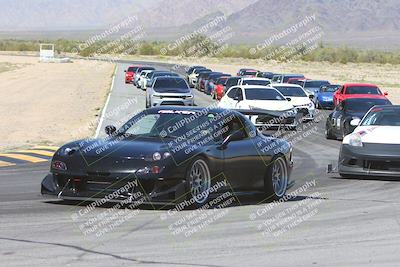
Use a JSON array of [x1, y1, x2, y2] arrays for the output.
[[325, 97, 392, 140], [42, 107, 294, 208]]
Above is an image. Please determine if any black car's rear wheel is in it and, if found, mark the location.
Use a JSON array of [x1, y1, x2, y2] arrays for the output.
[[264, 156, 288, 200], [186, 158, 211, 207]]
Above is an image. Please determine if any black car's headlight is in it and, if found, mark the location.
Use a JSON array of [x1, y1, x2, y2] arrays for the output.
[[152, 152, 171, 161], [58, 146, 79, 156]]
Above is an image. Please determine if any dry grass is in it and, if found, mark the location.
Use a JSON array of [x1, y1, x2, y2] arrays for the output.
[[0, 62, 26, 73]]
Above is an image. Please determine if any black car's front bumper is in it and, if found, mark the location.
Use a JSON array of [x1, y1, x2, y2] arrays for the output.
[[41, 171, 187, 204], [339, 143, 400, 177]]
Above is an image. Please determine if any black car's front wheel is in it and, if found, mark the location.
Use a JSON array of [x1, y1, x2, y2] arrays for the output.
[[186, 158, 211, 208], [325, 122, 335, 140], [265, 156, 289, 200]]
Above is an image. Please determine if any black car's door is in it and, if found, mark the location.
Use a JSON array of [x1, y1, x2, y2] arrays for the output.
[[220, 115, 266, 191]]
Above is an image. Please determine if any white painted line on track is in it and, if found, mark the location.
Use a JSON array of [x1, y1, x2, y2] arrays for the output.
[[95, 65, 118, 138]]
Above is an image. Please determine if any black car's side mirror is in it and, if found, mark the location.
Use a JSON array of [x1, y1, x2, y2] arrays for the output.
[[105, 125, 117, 136], [309, 94, 314, 100], [220, 131, 245, 149]]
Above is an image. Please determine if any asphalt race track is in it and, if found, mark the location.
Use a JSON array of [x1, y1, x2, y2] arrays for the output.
[[0, 62, 399, 266]]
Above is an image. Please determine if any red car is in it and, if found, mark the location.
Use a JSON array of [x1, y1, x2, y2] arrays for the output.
[[213, 76, 231, 100], [333, 83, 389, 106], [124, 65, 141, 84]]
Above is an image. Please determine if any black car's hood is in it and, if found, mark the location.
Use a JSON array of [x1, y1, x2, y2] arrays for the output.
[[56, 137, 171, 173], [81, 137, 167, 156]]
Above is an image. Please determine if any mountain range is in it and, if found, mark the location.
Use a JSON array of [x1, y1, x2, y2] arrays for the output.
[[0, 0, 399, 49]]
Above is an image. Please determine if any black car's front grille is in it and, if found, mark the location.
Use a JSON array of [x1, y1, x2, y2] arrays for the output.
[[160, 101, 185, 106], [363, 160, 400, 171]]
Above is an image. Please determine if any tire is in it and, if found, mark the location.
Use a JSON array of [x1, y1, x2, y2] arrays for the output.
[[185, 157, 212, 209], [145, 97, 149, 108], [342, 123, 350, 137], [325, 122, 335, 140], [264, 156, 289, 200], [339, 173, 351, 178]]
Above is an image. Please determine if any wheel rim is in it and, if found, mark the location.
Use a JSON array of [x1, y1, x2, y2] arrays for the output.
[[189, 159, 211, 204], [271, 158, 288, 197]]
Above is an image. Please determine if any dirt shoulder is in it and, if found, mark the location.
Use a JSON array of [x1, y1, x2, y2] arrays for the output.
[[0, 55, 114, 152]]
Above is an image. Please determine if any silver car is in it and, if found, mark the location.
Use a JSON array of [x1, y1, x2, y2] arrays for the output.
[[146, 77, 194, 108]]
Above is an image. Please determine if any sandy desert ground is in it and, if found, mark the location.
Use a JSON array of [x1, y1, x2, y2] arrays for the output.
[[0, 54, 114, 152]]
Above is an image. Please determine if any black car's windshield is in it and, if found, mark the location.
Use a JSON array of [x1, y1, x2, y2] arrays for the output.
[[119, 112, 215, 139], [346, 86, 381, 95], [274, 86, 307, 97], [217, 77, 229, 85], [304, 80, 330, 88], [245, 88, 286, 100], [362, 108, 400, 126], [242, 80, 270, 86], [345, 99, 391, 112], [153, 78, 189, 92], [243, 70, 257, 76]]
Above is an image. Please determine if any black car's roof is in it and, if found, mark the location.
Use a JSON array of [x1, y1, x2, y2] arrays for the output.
[[137, 66, 155, 70], [155, 76, 184, 81], [305, 79, 329, 82], [343, 98, 392, 106], [152, 71, 176, 74], [373, 105, 399, 110]]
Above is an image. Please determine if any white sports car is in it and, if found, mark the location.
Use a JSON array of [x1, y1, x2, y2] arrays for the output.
[[339, 105, 400, 178], [218, 85, 298, 130], [271, 83, 316, 121]]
